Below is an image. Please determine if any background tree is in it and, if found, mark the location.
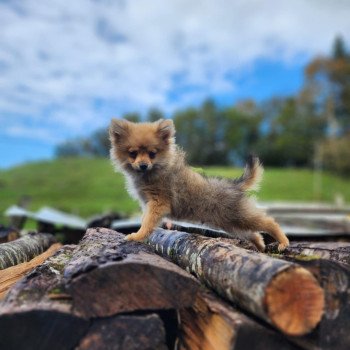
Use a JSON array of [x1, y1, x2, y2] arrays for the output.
[[257, 97, 326, 167], [54, 37, 349, 173], [304, 35, 350, 134], [147, 108, 164, 122], [173, 100, 229, 165]]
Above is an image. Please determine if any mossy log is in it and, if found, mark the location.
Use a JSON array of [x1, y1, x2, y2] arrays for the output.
[[65, 227, 199, 317], [147, 228, 325, 336], [179, 288, 301, 350], [0, 243, 62, 299], [0, 232, 56, 269], [267, 241, 350, 266]]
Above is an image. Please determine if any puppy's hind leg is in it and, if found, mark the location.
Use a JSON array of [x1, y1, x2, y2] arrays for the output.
[[250, 232, 266, 252], [231, 229, 266, 252], [258, 216, 289, 252]]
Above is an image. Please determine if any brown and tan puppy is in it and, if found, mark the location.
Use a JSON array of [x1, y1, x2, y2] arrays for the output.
[[109, 118, 289, 252]]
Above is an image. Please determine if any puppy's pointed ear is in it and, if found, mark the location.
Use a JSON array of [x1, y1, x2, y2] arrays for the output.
[[109, 119, 129, 143], [157, 119, 175, 144]]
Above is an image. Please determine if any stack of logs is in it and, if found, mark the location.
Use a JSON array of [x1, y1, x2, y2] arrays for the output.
[[0, 227, 349, 350]]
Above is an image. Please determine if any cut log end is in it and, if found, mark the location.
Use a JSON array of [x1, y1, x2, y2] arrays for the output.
[[265, 267, 325, 336]]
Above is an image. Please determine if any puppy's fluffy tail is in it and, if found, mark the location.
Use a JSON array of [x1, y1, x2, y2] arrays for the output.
[[232, 155, 264, 191]]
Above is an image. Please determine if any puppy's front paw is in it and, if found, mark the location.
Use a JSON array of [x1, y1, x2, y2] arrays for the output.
[[277, 240, 289, 252], [124, 232, 148, 241]]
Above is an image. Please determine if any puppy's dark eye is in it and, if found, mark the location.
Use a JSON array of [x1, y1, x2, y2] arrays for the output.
[[149, 151, 156, 159], [129, 151, 138, 159]]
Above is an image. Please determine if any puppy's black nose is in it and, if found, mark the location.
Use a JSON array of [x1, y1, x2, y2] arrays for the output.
[[139, 164, 148, 171]]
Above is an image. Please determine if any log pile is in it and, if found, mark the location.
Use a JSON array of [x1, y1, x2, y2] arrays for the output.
[[0, 226, 349, 350], [0, 228, 199, 350]]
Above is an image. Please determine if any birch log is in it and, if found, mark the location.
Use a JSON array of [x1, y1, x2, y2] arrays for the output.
[[0, 243, 62, 299], [0, 232, 56, 269], [147, 228, 325, 336]]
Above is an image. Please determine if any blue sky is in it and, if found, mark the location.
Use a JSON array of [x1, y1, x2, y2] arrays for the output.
[[0, 0, 350, 169]]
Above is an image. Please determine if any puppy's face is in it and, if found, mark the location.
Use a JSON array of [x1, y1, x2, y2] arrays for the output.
[[109, 119, 175, 173]]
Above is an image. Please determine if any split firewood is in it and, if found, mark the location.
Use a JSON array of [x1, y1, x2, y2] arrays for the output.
[[0, 245, 89, 350], [0, 243, 62, 299], [179, 288, 301, 350], [0, 232, 56, 269], [64, 227, 199, 318], [147, 228, 325, 336], [0, 228, 186, 350]]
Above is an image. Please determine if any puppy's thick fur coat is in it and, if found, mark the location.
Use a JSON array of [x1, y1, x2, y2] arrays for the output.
[[109, 118, 289, 252]]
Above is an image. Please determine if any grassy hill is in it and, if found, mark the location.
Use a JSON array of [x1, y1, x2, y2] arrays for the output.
[[1, 157, 349, 221]]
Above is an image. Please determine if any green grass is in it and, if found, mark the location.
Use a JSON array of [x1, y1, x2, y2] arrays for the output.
[[0, 158, 349, 223]]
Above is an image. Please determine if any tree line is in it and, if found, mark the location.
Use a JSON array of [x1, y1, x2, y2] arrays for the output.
[[56, 37, 350, 175]]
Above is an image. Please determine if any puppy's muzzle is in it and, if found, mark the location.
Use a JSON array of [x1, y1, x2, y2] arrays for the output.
[[139, 163, 149, 172]]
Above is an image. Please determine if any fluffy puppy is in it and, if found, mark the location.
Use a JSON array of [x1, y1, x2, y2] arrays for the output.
[[109, 118, 289, 252]]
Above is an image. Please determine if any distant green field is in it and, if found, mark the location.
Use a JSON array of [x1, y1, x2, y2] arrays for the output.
[[0, 157, 349, 222]]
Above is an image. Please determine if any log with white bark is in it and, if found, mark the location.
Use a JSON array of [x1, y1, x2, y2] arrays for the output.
[[0, 243, 62, 299], [0, 232, 56, 269], [147, 228, 325, 336]]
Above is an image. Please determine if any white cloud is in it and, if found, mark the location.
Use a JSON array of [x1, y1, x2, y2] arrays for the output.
[[5, 125, 60, 144], [0, 0, 349, 143]]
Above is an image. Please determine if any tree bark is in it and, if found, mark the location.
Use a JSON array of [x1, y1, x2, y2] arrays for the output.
[[162, 221, 258, 249], [0, 232, 56, 269], [0, 243, 62, 299], [267, 241, 350, 266], [179, 288, 302, 350], [77, 314, 167, 350], [65, 227, 199, 318], [147, 228, 325, 336]]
